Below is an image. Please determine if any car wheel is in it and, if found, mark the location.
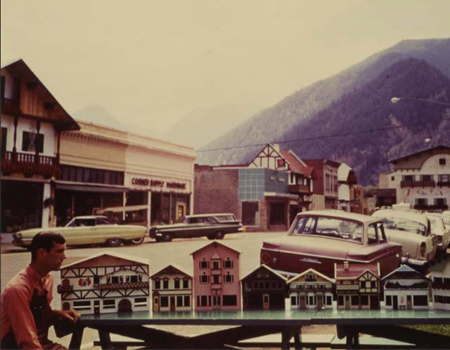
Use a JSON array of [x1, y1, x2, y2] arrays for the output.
[[106, 238, 122, 247], [162, 233, 172, 242], [155, 237, 162, 242], [215, 232, 225, 240], [131, 236, 144, 245]]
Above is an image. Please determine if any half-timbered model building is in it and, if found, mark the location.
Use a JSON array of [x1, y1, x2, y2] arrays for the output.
[[57, 252, 150, 315], [150, 265, 193, 312], [382, 265, 430, 310], [335, 261, 381, 310], [191, 241, 241, 311], [287, 268, 335, 310], [241, 264, 287, 310], [430, 256, 450, 310], [194, 143, 315, 232]]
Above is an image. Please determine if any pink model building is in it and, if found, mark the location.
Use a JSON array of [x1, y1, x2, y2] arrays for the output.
[[191, 241, 241, 311]]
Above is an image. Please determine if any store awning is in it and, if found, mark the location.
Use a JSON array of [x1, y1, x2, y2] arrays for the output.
[[55, 182, 128, 193]]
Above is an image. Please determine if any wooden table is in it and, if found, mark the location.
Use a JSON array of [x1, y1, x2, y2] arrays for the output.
[[66, 309, 450, 350]]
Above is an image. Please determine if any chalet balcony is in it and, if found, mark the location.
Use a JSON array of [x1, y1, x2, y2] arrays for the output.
[[1, 151, 59, 178], [437, 181, 450, 187], [288, 184, 311, 194], [401, 180, 436, 188], [93, 281, 150, 290], [294, 286, 333, 293], [1, 98, 21, 115], [414, 204, 448, 211]]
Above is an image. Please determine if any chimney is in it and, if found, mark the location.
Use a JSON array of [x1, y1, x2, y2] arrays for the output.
[[344, 261, 349, 270], [273, 143, 280, 152]]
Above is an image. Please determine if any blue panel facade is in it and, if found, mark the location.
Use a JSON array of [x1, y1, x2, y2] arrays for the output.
[[238, 168, 288, 200]]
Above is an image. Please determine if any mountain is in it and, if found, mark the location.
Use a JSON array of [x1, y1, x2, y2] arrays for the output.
[[162, 104, 261, 148], [196, 39, 450, 173], [72, 104, 125, 130]]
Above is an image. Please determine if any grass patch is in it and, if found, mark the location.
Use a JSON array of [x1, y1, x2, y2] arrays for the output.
[[407, 325, 450, 337]]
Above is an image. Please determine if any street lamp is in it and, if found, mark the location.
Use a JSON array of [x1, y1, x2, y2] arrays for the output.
[[391, 96, 450, 106]]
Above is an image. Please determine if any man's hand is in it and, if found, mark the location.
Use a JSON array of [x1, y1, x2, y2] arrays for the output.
[[53, 309, 81, 324]]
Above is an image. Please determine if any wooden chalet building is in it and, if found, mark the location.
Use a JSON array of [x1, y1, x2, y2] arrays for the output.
[[241, 264, 287, 310], [150, 265, 193, 312], [191, 241, 241, 311], [1, 59, 80, 237], [287, 268, 335, 310], [335, 262, 381, 310], [57, 252, 150, 315], [382, 265, 430, 310]]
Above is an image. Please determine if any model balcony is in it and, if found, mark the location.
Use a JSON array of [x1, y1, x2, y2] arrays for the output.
[[93, 281, 150, 290], [1, 98, 21, 115], [294, 286, 333, 292], [414, 204, 448, 211], [288, 184, 311, 194], [57, 285, 74, 293], [401, 180, 436, 188], [1, 151, 59, 178]]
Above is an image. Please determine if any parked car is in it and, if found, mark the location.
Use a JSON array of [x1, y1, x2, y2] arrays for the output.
[[13, 216, 146, 248], [372, 209, 437, 269], [260, 210, 402, 278], [426, 213, 450, 253], [149, 213, 245, 242]]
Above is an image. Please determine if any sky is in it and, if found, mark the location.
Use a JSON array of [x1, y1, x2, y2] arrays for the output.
[[2, 0, 450, 135]]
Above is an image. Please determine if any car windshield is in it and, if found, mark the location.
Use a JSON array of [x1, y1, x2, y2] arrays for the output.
[[215, 215, 237, 222], [292, 216, 363, 243], [381, 217, 427, 236], [96, 217, 115, 225]]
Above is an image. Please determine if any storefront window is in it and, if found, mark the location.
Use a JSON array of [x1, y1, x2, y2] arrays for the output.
[[61, 165, 124, 185], [242, 201, 259, 226], [270, 202, 286, 226]]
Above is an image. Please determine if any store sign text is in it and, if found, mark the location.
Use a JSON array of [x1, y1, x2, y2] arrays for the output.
[[131, 177, 186, 190]]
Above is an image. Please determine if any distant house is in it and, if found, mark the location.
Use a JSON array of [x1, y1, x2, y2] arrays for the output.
[[429, 256, 450, 311], [191, 241, 241, 311], [337, 163, 359, 213], [304, 159, 340, 210], [382, 265, 430, 310], [57, 252, 150, 315], [241, 264, 287, 310], [288, 268, 335, 310], [194, 143, 315, 232], [150, 265, 193, 312], [378, 146, 450, 212], [335, 262, 380, 310]]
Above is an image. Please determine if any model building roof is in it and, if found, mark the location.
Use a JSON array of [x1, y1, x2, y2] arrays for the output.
[[242, 264, 288, 281], [382, 264, 428, 281], [150, 264, 192, 279], [335, 262, 380, 279], [190, 241, 241, 256], [61, 251, 149, 269], [287, 268, 335, 284]]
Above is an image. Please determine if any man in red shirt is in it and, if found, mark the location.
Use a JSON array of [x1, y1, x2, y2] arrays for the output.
[[1, 232, 80, 349]]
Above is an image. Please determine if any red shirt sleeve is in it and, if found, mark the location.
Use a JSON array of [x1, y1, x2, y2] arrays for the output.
[[3, 286, 43, 350]]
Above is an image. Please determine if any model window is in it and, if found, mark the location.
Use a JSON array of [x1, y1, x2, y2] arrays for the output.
[[338, 296, 344, 306], [184, 296, 190, 307], [291, 296, 297, 306], [154, 279, 161, 289], [111, 276, 119, 284], [96, 217, 115, 225], [222, 295, 237, 306], [403, 175, 414, 181], [360, 296, 369, 305], [183, 278, 189, 289], [22, 131, 44, 153], [200, 295, 208, 306], [212, 275, 221, 284], [134, 298, 147, 306], [130, 275, 138, 283], [174, 278, 180, 289], [212, 261, 220, 270], [413, 295, 428, 306], [439, 158, 446, 166], [163, 279, 169, 289], [177, 296, 183, 307], [223, 259, 234, 268], [421, 175, 433, 181], [351, 296, 359, 305], [160, 296, 169, 307], [199, 274, 209, 283], [326, 296, 332, 305], [199, 260, 209, 269], [73, 301, 91, 310], [439, 174, 450, 182]]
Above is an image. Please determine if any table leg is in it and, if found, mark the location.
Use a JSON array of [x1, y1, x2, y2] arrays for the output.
[[98, 329, 114, 350], [293, 327, 302, 350], [68, 327, 84, 350]]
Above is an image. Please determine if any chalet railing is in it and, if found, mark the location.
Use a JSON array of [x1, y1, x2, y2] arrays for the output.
[[2, 151, 55, 165], [401, 180, 436, 188], [57, 285, 74, 293], [293, 286, 333, 292], [414, 204, 448, 211], [93, 282, 149, 290], [288, 184, 311, 194], [1, 98, 21, 115], [1, 151, 59, 178]]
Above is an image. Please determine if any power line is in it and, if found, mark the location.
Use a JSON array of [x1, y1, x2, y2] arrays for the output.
[[196, 116, 450, 153]]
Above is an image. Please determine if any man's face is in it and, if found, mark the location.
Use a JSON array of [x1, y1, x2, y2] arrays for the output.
[[43, 242, 67, 271]]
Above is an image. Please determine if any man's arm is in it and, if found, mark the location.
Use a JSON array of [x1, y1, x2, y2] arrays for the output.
[[4, 287, 43, 350], [53, 309, 80, 323]]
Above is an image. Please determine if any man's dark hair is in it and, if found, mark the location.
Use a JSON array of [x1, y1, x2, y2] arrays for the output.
[[30, 232, 66, 260]]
